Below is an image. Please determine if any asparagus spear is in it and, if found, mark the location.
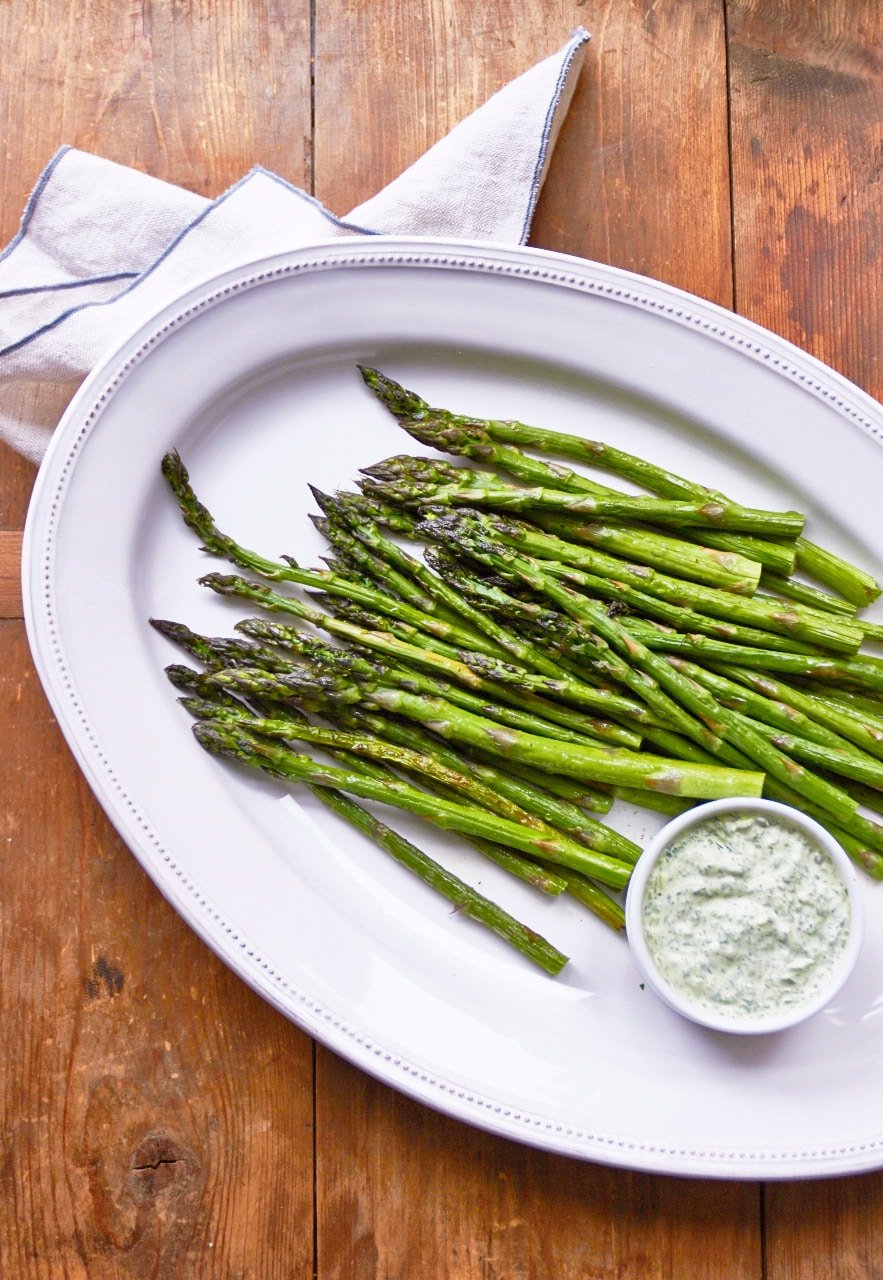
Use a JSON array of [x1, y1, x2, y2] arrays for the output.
[[448, 511, 863, 653], [426, 536, 824, 656], [310, 510, 473, 636], [195, 711, 570, 971], [807, 688, 883, 721], [312, 587, 474, 664], [759, 574, 857, 617], [286, 711, 624, 922], [316, 487, 584, 681], [202, 661, 764, 801], [453, 746, 615, 813], [177, 692, 632, 864], [621, 617, 883, 692], [362, 456, 765, 593], [193, 718, 632, 887], [202, 573, 643, 749], [312, 789, 573, 968], [423, 548, 762, 763], [735, 713, 883, 792], [359, 367, 798, 576], [183, 684, 573, 899], [313, 579, 673, 739], [417, 506, 860, 653], [235, 614, 623, 749], [387, 478, 805, 537], [346, 708, 641, 863], [717, 667, 883, 762], [663, 657, 879, 756], [359, 368, 879, 606]]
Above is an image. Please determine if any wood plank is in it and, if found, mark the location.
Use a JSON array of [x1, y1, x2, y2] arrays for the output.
[[315, 1051, 761, 1280], [532, 0, 734, 307], [727, 0, 882, 400], [0, 0, 312, 529], [728, 1, 883, 1269], [0, 2, 318, 1274], [764, 1177, 883, 1280], [314, 1, 584, 218], [0, 621, 316, 1277], [313, 5, 759, 1276], [0, 531, 22, 619]]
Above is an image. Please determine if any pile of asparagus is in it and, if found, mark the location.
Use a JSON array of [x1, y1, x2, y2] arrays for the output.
[[153, 367, 883, 976]]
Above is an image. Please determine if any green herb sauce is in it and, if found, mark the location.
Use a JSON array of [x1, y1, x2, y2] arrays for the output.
[[642, 812, 851, 1020]]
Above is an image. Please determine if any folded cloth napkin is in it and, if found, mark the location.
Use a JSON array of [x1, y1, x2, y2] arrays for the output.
[[0, 29, 588, 464]]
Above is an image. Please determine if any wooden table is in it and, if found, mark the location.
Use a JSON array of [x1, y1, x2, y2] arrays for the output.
[[1, 3, 880, 1275]]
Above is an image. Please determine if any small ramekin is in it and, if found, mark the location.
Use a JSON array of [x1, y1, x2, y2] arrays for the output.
[[625, 797, 864, 1035]]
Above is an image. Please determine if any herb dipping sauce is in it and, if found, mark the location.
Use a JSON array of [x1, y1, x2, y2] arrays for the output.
[[641, 810, 851, 1021]]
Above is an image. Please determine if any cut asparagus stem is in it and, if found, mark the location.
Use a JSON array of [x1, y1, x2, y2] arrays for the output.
[[551, 871, 626, 929], [735, 712, 883, 792], [792, 540, 881, 609]]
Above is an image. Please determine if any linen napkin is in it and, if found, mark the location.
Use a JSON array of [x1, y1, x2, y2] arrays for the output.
[[0, 29, 588, 465]]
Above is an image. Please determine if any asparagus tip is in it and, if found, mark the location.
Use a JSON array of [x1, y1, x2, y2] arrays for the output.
[[308, 483, 335, 513], [149, 617, 191, 643]]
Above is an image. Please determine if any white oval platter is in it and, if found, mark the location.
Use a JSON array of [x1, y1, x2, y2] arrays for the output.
[[23, 238, 883, 1179]]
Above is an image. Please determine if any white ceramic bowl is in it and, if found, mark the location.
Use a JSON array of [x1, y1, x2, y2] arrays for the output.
[[625, 798, 864, 1035]]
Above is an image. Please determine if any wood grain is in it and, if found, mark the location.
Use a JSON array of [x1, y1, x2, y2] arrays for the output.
[[727, 0, 882, 399], [532, 0, 734, 307], [315, 1051, 761, 1280], [0, 622, 316, 1278], [314, 0, 589, 216], [0, 3, 317, 1276], [728, 3, 883, 1272], [0, 531, 22, 619], [765, 1175, 883, 1280]]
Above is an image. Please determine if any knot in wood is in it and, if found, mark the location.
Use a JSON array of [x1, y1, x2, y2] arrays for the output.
[[129, 1132, 188, 1197]]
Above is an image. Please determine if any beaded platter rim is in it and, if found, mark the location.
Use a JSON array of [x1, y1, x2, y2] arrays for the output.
[[22, 237, 883, 1179]]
